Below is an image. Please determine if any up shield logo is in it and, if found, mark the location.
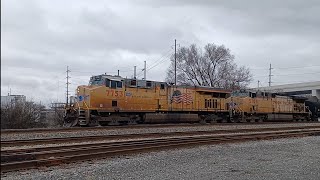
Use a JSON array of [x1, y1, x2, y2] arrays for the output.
[[78, 95, 84, 101], [78, 95, 89, 102]]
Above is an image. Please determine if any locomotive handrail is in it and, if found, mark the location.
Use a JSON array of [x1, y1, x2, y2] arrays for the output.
[[75, 100, 81, 116], [305, 106, 312, 117], [236, 106, 244, 113], [83, 101, 89, 109]]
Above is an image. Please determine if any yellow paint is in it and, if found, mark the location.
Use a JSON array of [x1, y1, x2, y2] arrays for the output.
[[74, 85, 230, 113]]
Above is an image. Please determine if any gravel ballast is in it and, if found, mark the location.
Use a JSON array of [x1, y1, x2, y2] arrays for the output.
[[1, 123, 319, 141], [2, 136, 319, 180]]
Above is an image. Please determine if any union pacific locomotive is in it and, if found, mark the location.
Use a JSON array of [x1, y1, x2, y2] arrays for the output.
[[64, 74, 316, 127]]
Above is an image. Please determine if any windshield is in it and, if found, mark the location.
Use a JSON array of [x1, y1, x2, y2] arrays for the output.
[[89, 76, 104, 85]]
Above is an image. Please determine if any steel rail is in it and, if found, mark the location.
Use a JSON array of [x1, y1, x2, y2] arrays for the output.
[[2, 122, 318, 135], [2, 125, 320, 147], [1, 128, 319, 173], [2, 129, 319, 156]]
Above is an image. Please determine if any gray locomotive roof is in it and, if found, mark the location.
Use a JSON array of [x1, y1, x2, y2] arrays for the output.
[[92, 74, 230, 92]]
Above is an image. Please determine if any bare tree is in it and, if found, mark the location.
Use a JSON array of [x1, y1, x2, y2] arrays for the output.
[[47, 105, 65, 127], [1, 101, 47, 129], [166, 43, 252, 89]]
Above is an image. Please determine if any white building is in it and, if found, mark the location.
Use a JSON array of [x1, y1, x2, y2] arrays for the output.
[[254, 81, 320, 99], [1, 95, 26, 107]]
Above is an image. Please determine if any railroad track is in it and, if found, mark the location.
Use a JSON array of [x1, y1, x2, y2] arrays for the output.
[[1, 127, 320, 173], [1, 121, 319, 135], [1, 125, 319, 147]]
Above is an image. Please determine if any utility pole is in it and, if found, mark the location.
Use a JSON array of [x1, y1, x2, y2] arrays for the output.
[[117, 70, 120, 76], [57, 80, 60, 103], [134, 66, 137, 79], [268, 63, 273, 87], [174, 39, 177, 85], [258, 80, 260, 90], [66, 66, 70, 106], [144, 61, 146, 80]]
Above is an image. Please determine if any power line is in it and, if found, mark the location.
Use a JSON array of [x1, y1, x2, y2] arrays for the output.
[[146, 48, 172, 69], [274, 72, 320, 76], [251, 65, 320, 70], [275, 65, 320, 70], [147, 52, 172, 71], [72, 70, 133, 75], [136, 48, 173, 78], [136, 52, 171, 78], [145, 49, 172, 70], [253, 71, 320, 78]]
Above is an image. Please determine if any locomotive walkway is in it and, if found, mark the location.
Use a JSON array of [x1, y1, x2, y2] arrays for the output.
[[1, 125, 320, 173]]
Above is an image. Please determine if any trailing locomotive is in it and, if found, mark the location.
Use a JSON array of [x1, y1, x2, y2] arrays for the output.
[[64, 75, 315, 127], [305, 98, 320, 121], [227, 90, 310, 122]]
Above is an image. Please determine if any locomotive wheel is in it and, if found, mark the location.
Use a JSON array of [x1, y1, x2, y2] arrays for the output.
[[228, 118, 235, 123], [127, 119, 138, 125], [257, 117, 264, 122], [204, 114, 218, 124], [88, 117, 99, 127], [63, 118, 78, 127], [108, 119, 120, 126], [220, 118, 228, 123], [246, 118, 255, 122], [229, 117, 240, 123], [63, 122, 72, 127], [199, 119, 207, 125]]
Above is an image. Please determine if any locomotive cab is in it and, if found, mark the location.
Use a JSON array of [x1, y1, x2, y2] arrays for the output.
[[89, 75, 123, 88], [64, 75, 125, 127]]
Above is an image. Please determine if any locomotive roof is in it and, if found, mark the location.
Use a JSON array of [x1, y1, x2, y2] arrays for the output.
[[289, 95, 308, 100], [92, 74, 230, 93], [95, 74, 167, 84], [193, 86, 231, 93]]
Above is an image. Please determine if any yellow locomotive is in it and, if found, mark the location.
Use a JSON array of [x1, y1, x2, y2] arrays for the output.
[[64, 75, 311, 127], [227, 90, 310, 122], [64, 74, 231, 127]]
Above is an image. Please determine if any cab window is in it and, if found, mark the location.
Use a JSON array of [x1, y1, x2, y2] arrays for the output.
[[117, 81, 122, 88], [105, 79, 110, 87], [89, 76, 104, 85], [146, 81, 152, 87], [111, 81, 122, 89], [131, 80, 137, 86], [111, 81, 117, 89]]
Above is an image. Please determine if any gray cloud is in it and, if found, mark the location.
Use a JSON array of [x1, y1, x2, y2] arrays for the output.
[[2, 0, 320, 105]]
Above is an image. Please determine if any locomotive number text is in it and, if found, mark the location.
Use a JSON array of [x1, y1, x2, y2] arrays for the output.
[[106, 90, 124, 97]]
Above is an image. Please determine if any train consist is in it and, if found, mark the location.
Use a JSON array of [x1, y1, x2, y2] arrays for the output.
[[64, 74, 318, 127]]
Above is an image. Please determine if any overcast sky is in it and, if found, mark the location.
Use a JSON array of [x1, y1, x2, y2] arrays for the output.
[[2, 0, 320, 105]]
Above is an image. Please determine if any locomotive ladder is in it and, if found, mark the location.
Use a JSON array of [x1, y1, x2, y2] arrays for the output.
[[230, 106, 244, 122], [79, 101, 89, 126], [78, 110, 87, 126]]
